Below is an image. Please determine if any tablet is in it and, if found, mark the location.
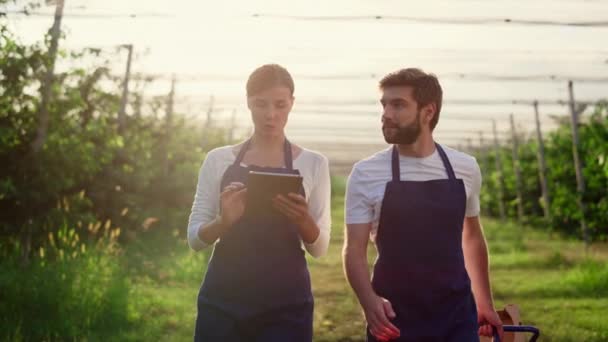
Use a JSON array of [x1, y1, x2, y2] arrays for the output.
[[245, 170, 303, 218]]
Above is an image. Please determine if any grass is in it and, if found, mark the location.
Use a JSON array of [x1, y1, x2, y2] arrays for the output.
[[2, 191, 607, 341], [485, 224, 608, 341]]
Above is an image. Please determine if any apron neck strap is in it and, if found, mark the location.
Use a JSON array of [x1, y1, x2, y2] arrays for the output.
[[391, 145, 400, 182], [233, 137, 293, 170], [233, 139, 252, 166], [391, 143, 456, 181], [435, 143, 456, 180], [283, 139, 294, 170]]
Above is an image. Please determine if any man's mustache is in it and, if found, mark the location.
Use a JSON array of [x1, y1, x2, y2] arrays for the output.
[[382, 120, 399, 129]]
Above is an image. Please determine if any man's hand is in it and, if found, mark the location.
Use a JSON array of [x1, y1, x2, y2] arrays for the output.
[[344, 223, 399, 340], [478, 307, 503, 340], [362, 294, 400, 341]]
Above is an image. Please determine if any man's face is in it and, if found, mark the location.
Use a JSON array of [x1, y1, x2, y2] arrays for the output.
[[380, 86, 422, 145], [247, 86, 294, 138]]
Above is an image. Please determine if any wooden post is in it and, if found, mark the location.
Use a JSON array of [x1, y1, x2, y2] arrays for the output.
[[478, 132, 489, 177], [478, 131, 490, 216], [568, 81, 589, 247], [30, 0, 65, 153], [24, 0, 65, 266], [492, 119, 507, 222], [163, 75, 176, 178], [118, 44, 133, 133], [533, 101, 551, 221], [510, 114, 525, 223]]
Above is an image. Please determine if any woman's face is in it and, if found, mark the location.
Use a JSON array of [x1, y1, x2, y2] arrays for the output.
[[247, 86, 294, 139]]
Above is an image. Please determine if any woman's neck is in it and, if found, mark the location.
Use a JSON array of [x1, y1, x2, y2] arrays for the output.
[[250, 132, 286, 152]]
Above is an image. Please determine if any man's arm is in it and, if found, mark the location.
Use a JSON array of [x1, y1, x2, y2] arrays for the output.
[[462, 216, 503, 339], [462, 216, 493, 310], [343, 223, 400, 341], [343, 223, 375, 308]]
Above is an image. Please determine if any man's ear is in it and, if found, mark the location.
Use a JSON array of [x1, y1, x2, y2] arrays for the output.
[[423, 103, 436, 125]]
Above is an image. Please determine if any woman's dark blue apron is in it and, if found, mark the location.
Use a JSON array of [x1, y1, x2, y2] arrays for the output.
[[194, 139, 313, 342], [368, 144, 478, 341]]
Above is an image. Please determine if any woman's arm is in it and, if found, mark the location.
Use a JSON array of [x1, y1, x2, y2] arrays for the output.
[[187, 151, 221, 251], [303, 154, 331, 257]]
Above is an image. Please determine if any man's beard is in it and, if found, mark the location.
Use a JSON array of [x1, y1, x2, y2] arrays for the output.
[[382, 111, 421, 145]]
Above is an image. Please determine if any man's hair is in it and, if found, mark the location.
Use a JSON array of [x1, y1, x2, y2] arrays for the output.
[[379, 68, 443, 130], [246, 64, 295, 97]]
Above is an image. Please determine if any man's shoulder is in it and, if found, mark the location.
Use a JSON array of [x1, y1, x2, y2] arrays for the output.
[[353, 146, 392, 169], [440, 144, 478, 169], [439, 144, 481, 184], [350, 146, 393, 180]]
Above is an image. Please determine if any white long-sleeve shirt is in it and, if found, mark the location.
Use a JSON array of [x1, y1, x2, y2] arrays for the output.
[[187, 145, 332, 258]]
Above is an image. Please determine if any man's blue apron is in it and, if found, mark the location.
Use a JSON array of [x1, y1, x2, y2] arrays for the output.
[[368, 144, 478, 341]]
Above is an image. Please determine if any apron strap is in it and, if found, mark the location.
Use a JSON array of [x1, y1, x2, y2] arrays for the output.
[[233, 138, 293, 170], [284, 139, 294, 170], [435, 143, 456, 180], [391, 145, 400, 182], [233, 139, 252, 166]]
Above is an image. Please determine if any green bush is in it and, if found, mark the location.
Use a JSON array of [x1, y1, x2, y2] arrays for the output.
[[479, 103, 608, 241]]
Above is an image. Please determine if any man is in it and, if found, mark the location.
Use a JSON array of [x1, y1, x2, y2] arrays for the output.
[[342, 68, 503, 341]]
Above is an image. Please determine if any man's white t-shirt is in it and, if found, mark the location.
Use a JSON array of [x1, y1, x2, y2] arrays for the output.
[[345, 145, 482, 240], [187, 145, 332, 258]]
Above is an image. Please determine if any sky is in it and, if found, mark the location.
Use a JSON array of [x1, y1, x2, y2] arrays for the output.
[[4, 0, 608, 159]]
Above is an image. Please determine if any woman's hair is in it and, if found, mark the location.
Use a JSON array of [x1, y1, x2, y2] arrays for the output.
[[246, 64, 295, 97]]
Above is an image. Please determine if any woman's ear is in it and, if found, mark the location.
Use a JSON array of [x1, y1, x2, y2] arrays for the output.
[[288, 96, 295, 111]]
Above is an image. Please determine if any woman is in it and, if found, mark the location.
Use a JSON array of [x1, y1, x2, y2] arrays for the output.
[[187, 64, 331, 341]]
